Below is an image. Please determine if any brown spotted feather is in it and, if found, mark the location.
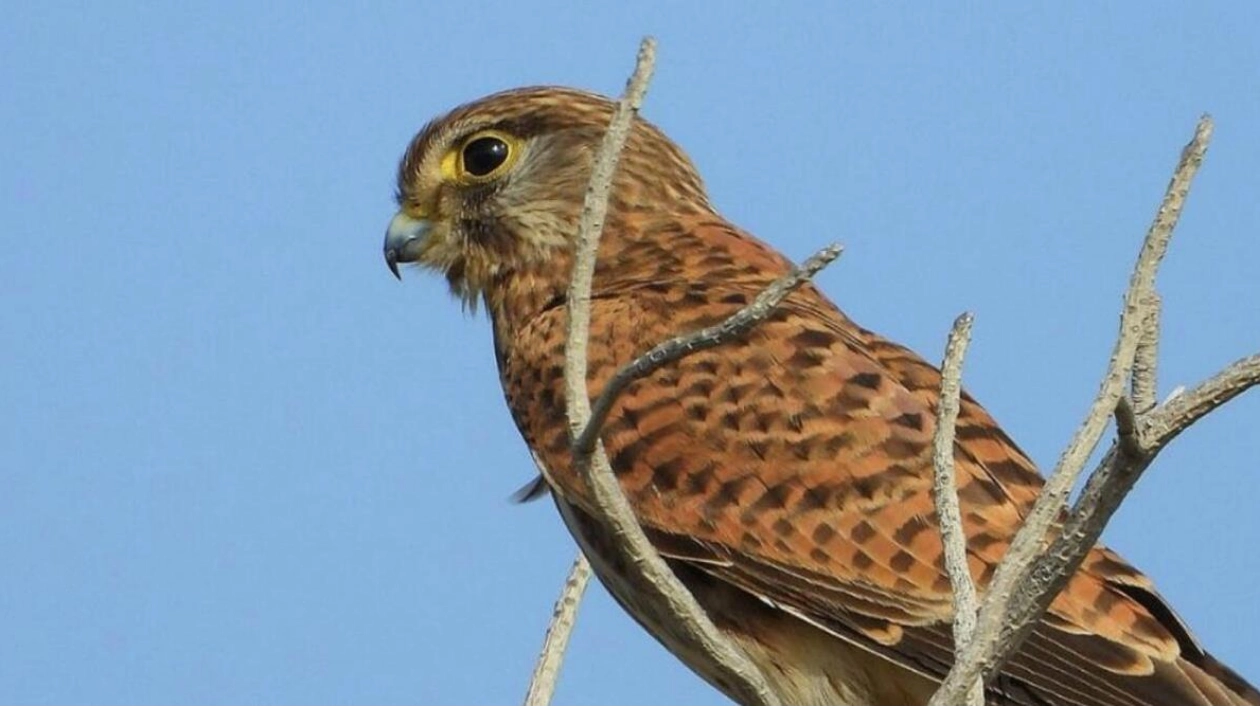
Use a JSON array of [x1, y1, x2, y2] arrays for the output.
[[394, 87, 1257, 705]]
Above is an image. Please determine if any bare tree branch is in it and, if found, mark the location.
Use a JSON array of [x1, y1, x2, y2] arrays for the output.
[[564, 38, 659, 438], [575, 244, 842, 457], [554, 36, 781, 705], [524, 553, 591, 706], [548, 241, 841, 704], [1011, 407, 1149, 623], [1046, 351, 1260, 575], [1143, 353, 1260, 449], [933, 115, 1215, 702], [928, 312, 981, 706]]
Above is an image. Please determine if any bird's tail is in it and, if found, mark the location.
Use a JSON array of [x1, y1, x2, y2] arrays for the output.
[[1186, 651, 1260, 705]]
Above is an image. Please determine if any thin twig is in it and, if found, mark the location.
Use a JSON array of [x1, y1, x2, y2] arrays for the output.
[[575, 244, 842, 456], [556, 37, 780, 705], [933, 115, 1215, 702], [524, 553, 592, 706], [564, 38, 658, 440], [1143, 353, 1260, 449], [927, 313, 982, 706]]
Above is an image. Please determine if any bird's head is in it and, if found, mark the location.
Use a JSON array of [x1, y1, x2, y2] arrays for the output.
[[384, 86, 711, 313]]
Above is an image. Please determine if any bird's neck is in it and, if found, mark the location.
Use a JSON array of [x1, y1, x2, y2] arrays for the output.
[[482, 210, 731, 358], [483, 249, 574, 357]]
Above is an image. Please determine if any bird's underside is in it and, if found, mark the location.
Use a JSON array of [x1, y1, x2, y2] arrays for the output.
[[385, 85, 1257, 705]]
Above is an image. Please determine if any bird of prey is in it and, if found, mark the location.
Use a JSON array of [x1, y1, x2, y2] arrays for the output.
[[383, 86, 1257, 705]]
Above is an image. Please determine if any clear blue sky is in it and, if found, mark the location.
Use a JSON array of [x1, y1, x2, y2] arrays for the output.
[[3, 3, 1258, 704]]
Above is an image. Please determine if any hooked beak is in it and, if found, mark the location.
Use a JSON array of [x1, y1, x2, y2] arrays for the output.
[[383, 211, 433, 280]]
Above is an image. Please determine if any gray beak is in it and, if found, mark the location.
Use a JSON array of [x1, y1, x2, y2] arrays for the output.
[[383, 211, 433, 280]]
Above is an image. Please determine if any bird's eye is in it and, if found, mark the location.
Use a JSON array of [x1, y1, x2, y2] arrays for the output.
[[461, 136, 511, 177]]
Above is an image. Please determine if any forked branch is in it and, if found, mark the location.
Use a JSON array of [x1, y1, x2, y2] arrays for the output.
[[931, 116, 1260, 704]]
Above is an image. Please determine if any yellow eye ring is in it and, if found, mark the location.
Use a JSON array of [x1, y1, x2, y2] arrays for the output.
[[451, 130, 520, 183]]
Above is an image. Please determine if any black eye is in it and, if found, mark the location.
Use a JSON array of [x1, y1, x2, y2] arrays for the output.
[[462, 136, 510, 177]]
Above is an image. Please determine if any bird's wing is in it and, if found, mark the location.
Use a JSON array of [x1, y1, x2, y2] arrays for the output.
[[503, 220, 1252, 705]]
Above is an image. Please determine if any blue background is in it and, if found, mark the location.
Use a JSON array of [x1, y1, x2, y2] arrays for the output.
[[3, 3, 1258, 704]]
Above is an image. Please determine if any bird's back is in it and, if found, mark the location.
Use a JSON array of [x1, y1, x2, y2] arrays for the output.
[[494, 214, 1257, 705]]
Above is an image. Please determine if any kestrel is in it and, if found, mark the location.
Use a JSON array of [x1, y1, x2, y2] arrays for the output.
[[384, 86, 1257, 705]]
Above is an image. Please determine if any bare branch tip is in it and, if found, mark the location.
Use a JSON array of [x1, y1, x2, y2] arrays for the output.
[[802, 243, 844, 272], [1196, 113, 1214, 136], [622, 38, 657, 104], [1183, 115, 1214, 160], [941, 313, 975, 369], [953, 311, 975, 333], [929, 309, 982, 705]]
